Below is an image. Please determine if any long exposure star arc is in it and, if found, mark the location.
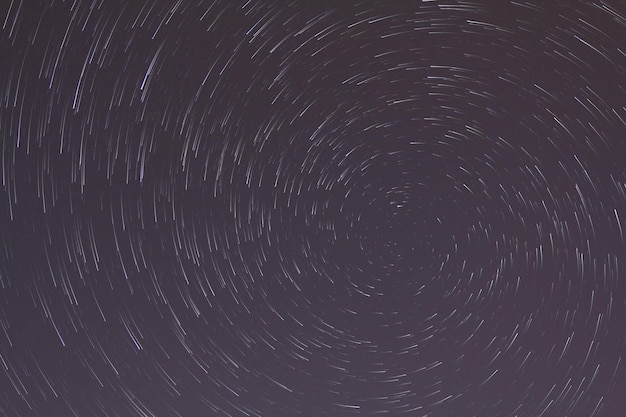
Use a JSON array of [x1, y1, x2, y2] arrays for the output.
[[0, 1, 625, 416]]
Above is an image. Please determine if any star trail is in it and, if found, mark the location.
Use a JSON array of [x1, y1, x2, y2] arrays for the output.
[[1, 0, 626, 416]]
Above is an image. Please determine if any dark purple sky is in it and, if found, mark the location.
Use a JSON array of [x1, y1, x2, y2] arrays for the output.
[[1, 1, 626, 416]]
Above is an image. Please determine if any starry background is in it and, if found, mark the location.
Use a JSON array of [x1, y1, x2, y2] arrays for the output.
[[1, 0, 626, 416]]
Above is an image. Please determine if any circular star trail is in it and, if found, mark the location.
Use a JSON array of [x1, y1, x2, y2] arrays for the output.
[[1, 1, 626, 416]]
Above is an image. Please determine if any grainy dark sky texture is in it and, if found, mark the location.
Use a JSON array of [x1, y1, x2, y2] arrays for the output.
[[1, 1, 626, 416]]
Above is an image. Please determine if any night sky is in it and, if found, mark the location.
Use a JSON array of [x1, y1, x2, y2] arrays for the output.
[[1, 1, 626, 416]]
